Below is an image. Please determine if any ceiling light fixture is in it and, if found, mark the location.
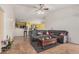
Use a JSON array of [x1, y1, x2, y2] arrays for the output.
[[37, 10, 45, 14]]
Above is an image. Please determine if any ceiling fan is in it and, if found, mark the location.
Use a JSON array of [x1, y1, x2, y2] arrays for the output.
[[33, 4, 49, 14], [36, 4, 49, 10]]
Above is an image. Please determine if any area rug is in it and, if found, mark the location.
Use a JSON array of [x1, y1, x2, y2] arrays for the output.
[[31, 41, 60, 53]]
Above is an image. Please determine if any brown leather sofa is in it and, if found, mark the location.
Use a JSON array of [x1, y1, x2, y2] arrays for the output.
[[29, 30, 68, 48], [38, 37, 57, 48]]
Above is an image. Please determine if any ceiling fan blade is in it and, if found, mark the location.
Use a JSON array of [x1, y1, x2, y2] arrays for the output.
[[31, 4, 45, 11], [39, 4, 44, 9], [43, 8, 49, 10]]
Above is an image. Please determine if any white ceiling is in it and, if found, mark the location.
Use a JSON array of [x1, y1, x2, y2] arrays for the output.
[[13, 4, 76, 21]]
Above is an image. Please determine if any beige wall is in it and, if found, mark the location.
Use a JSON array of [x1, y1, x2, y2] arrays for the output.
[[45, 5, 79, 44], [0, 8, 4, 53], [0, 5, 15, 52], [0, 5, 15, 41]]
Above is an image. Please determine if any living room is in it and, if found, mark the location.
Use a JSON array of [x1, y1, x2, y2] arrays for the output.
[[0, 4, 79, 54]]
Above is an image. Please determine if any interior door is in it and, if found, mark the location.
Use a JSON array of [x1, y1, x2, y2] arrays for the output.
[[0, 9, 4, 52]]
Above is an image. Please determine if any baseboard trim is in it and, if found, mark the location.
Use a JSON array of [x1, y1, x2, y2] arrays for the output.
[[69, 42, 79, 45]]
